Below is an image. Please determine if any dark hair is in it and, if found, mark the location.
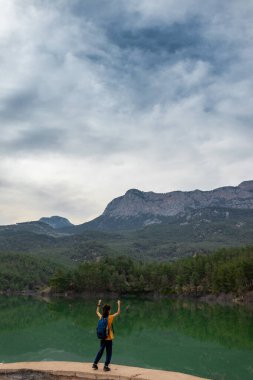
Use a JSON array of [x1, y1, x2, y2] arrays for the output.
[[102, 304, 111, 318]]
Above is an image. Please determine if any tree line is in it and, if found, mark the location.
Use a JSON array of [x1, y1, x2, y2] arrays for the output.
[[50, 246, 253, 296], [0, 253, 62, 291]]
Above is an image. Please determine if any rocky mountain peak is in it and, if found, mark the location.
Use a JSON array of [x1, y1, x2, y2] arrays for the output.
[[238, 180, 253, 191], [39, 216, 73, 229], [103, 180, 253, 218], [125, 188, 143, 196]]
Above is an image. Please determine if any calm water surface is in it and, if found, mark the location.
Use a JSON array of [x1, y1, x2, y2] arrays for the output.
[[0, 296, 252, 380]]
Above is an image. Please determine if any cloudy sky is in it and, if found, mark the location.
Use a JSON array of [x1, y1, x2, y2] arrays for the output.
[[0, 0, 253, 225]]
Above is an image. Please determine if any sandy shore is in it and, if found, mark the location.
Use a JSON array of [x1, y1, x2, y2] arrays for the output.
[[0, 361, 211, 379]]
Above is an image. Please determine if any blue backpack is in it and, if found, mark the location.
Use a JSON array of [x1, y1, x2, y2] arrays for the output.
[[97, 317, 109, 339]]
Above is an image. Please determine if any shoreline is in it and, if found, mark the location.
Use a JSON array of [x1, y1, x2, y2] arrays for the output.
[[0, 361, 210, 380], [1, 289, 253, 306]]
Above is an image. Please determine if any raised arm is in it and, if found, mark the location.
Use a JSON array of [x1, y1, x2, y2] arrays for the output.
[[112, 300, 121, 317], [96, 299, 102, 318]]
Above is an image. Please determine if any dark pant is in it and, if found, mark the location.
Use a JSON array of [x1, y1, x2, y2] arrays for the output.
[[94, 339, 112, 366]]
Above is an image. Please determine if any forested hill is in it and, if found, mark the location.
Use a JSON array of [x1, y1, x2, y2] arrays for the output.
[[0, 253, 62, 292], [1, 207, 253, 264], [50, 246, 253, 297], [0, 246, 252, 297]]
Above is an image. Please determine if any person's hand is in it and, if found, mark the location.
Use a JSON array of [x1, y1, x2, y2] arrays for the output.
[[98, 299, 102, 306], [117, 300, 121, 305]]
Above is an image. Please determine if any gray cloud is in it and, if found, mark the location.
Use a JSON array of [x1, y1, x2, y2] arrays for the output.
[[2, 127, 65, 153], [0, 0, 253, 224], [1, 89, 39, 120]]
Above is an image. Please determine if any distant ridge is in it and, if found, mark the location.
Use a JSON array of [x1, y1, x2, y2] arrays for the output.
[[39, 216, 73, 229], [103, 180, 253, 218], [71, 180, 253, 231], [1, 180, 253, 233], [1, 180, 253, 262]]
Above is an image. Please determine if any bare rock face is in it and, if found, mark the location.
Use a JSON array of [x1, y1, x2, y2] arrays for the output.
[[103, 181, 253, 218], [238, 180, 253, 192]]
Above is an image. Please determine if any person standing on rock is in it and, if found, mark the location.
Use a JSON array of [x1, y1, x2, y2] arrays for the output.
[[92, 299, 121, 372]]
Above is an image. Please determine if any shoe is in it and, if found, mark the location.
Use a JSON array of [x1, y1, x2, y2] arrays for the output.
[[103, 366, 111, 372], [92, 363, 98, 370]]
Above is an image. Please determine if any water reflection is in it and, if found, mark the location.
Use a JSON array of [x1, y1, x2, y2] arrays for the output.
[[0, 296, 252, 380]]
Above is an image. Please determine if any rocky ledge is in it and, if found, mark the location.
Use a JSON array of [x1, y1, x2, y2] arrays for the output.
[[0, 362, 210, 380]]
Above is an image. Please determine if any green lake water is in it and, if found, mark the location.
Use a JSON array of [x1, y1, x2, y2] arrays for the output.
[[0, 296, 252, 380]]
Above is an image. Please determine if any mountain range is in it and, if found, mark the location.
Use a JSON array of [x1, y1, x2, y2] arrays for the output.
[[70, 180, 253, 231], [1, 180, 253, 264]]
